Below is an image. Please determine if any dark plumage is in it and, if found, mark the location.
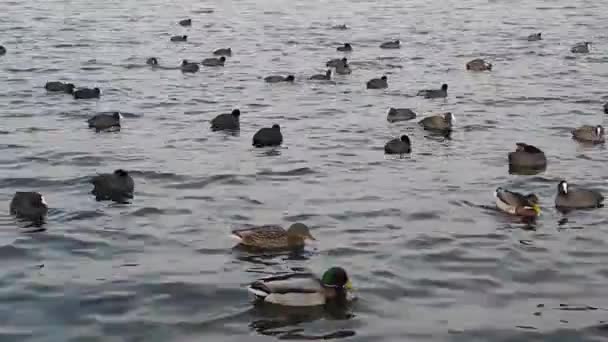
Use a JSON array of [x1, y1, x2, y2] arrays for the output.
[[45, 81, 75, 94], [87, 112, 121, 131], [604, 103, 608, 114], [387, 108, 417, 122], [91, 169, 135, 202], [74, 87, 101, 99], [253, 124, 283, 147], [366, 75, 388, 89], [10, 192, 48, 224], [555, 180, 604, 210], [466, 59, 492, 71], [326, 57, 348, 68], [264, 75, 295, 83], [0, 45, 6, 55], [508, 143, 547, 170], [181, 60, 199, 73], [310, 69, 331, 80], [384, 135, 411, 154], [418, 112, 454, 132], [213, 48, 232, 56], [146, 57, 159, 66], [380, 40, 400, 49], [170, 35, 188, 42], [179, 19, 192, 26], [211, 109, 240, 131], [417, 84, 448, 99], [337, 43, 352, 52], [527, 33, 542, 41], [202, 56, 226, 67], [571, 42, 591, 53], [571, 125, 604, 144]]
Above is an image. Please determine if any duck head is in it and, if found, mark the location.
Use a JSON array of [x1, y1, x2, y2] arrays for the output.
[[219, 56, 226, 62], [93, 88, 101, 95], [287, 223, 315, 241], [381, 75, 387, 81], [344, 43, 352, 49], [112, 112, 121, 120], [231, 109, 240, 117], [65, 83, 75, 94], [558, 180, 568, 195], [400, 135, 411, 144], [325, 69, 332, 77], [272, 124, 280, 130], [321, 267, 352, 293], [146, 57, 158, 65], [441, 83, 448, 91], [30, 193, 48, 209], [285, 75, 295, 82], [114, 169, 129, 177], [595, 125, 604, 137], [445, 112, 455, 123], [524, 193, 541, 215]]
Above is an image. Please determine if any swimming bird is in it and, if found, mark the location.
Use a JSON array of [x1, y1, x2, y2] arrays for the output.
[[202, 56, 226, 67], [384, 135, 411, 154], [571, 42, 591, 53], [604, 103, 608, 114], [0, 45, 6, 55], [231, 222, 315, 250], [417, 84, 448, 99], [10, 192, 48, 224], [213, 48, 232, 56], [418, 112, 454, 132], [211, 109, 240, 131], [332, 24, 348, 30], [326, 57, 348, 68], [253, 124, 282, 147], [527, 33, 542, 41], [170, 35, 187, 42], [179, 18, 192, 26], [146, 57, 159, 66], [494, 187, 540, 217], [466, 58, 492, 71], [310, 69, 331, 80], [87, 112, 121, 131], [337, 43, 352, 52], [366, 75, 388, 89], [264, 75, 295, 83], [380, 40, 400, 49], [247, 267, 353, 307], [181, 60, 199, 73], [73, 87, 101, 99], [387, 108, 417, 122], [335, 61, 352, 75], [572, 125, 605, 144], [508, 143, 547, 170], [91, 169, 135, 202], [555, 180, 604, 210], [45, 81, 75, 94]]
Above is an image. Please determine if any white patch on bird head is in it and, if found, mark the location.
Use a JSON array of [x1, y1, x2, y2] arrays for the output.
[[40, 195, 47, 206], [561, 182, 568, 194], [596, 126, 602, 137]]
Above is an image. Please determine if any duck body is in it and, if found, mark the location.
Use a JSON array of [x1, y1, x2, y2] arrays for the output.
[[202, 56, 226, 67], [555, 181, 604, 210], [0, 45, 6, 55], [179, 18, 192, 26], [387, 108, 416, 122], [74, 87, 101, 99], [91, 169, 134, 202], [211, 109, 240, 131], [170, 35, 188, 42], [508, 143, 547, 169], [604, 102, 608, 114], [418, 112, 454, 132], [335, 62, 352, 75], [87, 112, 121, 131], [384, 135, 411, 154], [417, 84, 448, 99], [181, 60, 199, 73], [527, 33, 542, 41], [466, 58, 492, 71], [310, 70, 331, 80], [494, 187, 540, 217], [213, 48, 232, 56], [264, 75, 295, 83], [45, 81, 75, 94], [571, 42, 590, 53], [366, 76, 387, 89], [326, 58, 347, 68], [380, 40, 400, 49], [572, 125, 605, 144], [253, 124, 283, 147], [10, 191, 48, 223], [231, 223, 314, 250], [337, 43, 352, 52]]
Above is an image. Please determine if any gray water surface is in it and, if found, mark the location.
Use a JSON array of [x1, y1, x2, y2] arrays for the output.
[[2, 0, 608, 341]]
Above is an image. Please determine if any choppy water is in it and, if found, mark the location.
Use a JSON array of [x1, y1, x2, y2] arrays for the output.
[[2, 0, 608, 341]]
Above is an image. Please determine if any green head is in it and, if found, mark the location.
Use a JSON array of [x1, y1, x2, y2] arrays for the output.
[[321, 267, 352, 290]]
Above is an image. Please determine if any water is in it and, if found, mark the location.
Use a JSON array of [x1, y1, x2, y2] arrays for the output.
[[1, 0, 608, 341]]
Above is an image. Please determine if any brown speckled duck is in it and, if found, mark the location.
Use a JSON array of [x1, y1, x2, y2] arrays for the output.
[[231, 223, 315, 249]]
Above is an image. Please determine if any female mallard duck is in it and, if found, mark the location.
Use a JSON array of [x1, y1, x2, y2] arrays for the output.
[[466, 58, 492, 71], [247, 267, 353, 306], [494, 187, 540, 217], [231, 222, 315, 249]]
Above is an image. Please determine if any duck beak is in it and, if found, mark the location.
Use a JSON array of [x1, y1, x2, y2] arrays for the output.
[[532, 204, 541, 215], [306, 232, 316, 241], [345, 280, 353, 291]]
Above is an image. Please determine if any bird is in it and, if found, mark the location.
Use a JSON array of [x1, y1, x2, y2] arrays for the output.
[[202, 56, 226, 67], [0, 45, 6, 55], [45, 81, 75, 94], [87, 112, 121, 131], [73, 87, 101, 99], [91, 169, 135, 202], [179, 18, 192, 26], [181, 60, 199, 73], [210, 109, 240, 131], [466, 59, 492, 71], [146, 57, 159, 66], [335, 61, 352, 75], [418, 112, 454, 132], [253, 124, 282, 147], [326, 57, 348, 68], [310, 69, 331, 80], [571, 42, 591, 53], [170, 35, 187, 42], [571, 125, 605, 144], [555, 180, 604, 210], [387, 108, 417, 122], [417, 84, 448, 99], [231, 222, 315, 250], [494, 187, 541, 217], [213, 48, 232, 56], [332, 24, 348, 30], [380, 40, 400, 49], [366, 75, 388, 89], [604, 103, 608, 114], [508, 143, 547, 170], [247, 267, 353, 307], [337, 43, 352, 52], [10, 191, 48, 224], [264, 75, 295, 83], [527, 33, 542, 41], [384, 135, 411, 154]]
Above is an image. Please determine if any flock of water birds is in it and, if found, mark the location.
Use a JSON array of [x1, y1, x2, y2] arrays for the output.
[[2, 18, 608, 308]]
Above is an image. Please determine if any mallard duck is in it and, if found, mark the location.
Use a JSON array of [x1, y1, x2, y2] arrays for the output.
[[571, 125, 604, 144], [508, 143, 547, 170], [231, 222, 315, 249], [418, 112, 454, 132], [494, 187, 540, 217], [310, 69, 331, 80], [555, 180, 604, 210], [571, 42, 590, 53], [253, 124, 283, 147], [527, 33, 542, 41], [73, 87, 101, 99], [337, 43, 352, 52], [466, 58, 492, 71], [417, 84, 448, 99], [384, 135, 411, 154], [366, 75, 388, 89], [45, 81, 75, 94], [387, 108, 417, 122], [87, 112, 121, 131], [264, 75, 295, 83], [10, 191, 48, 223], [211, 109, 240, 131], [247, 267, 353, 306]]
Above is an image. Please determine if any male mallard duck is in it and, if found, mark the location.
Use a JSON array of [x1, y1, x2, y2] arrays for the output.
[[247, 267, 353, 306], [231, 222, 314, 249], [466, 58, 492, 71], [494, 187, 540, 217], [417, 84, 448, 99], [571, 42, 591, 53], [555, 180, 604, 210], [571, 125, 604, 144]]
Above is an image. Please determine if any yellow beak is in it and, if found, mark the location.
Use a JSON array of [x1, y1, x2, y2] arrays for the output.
[[344, 280, 353, 291], [532, 204, 541, 215]]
